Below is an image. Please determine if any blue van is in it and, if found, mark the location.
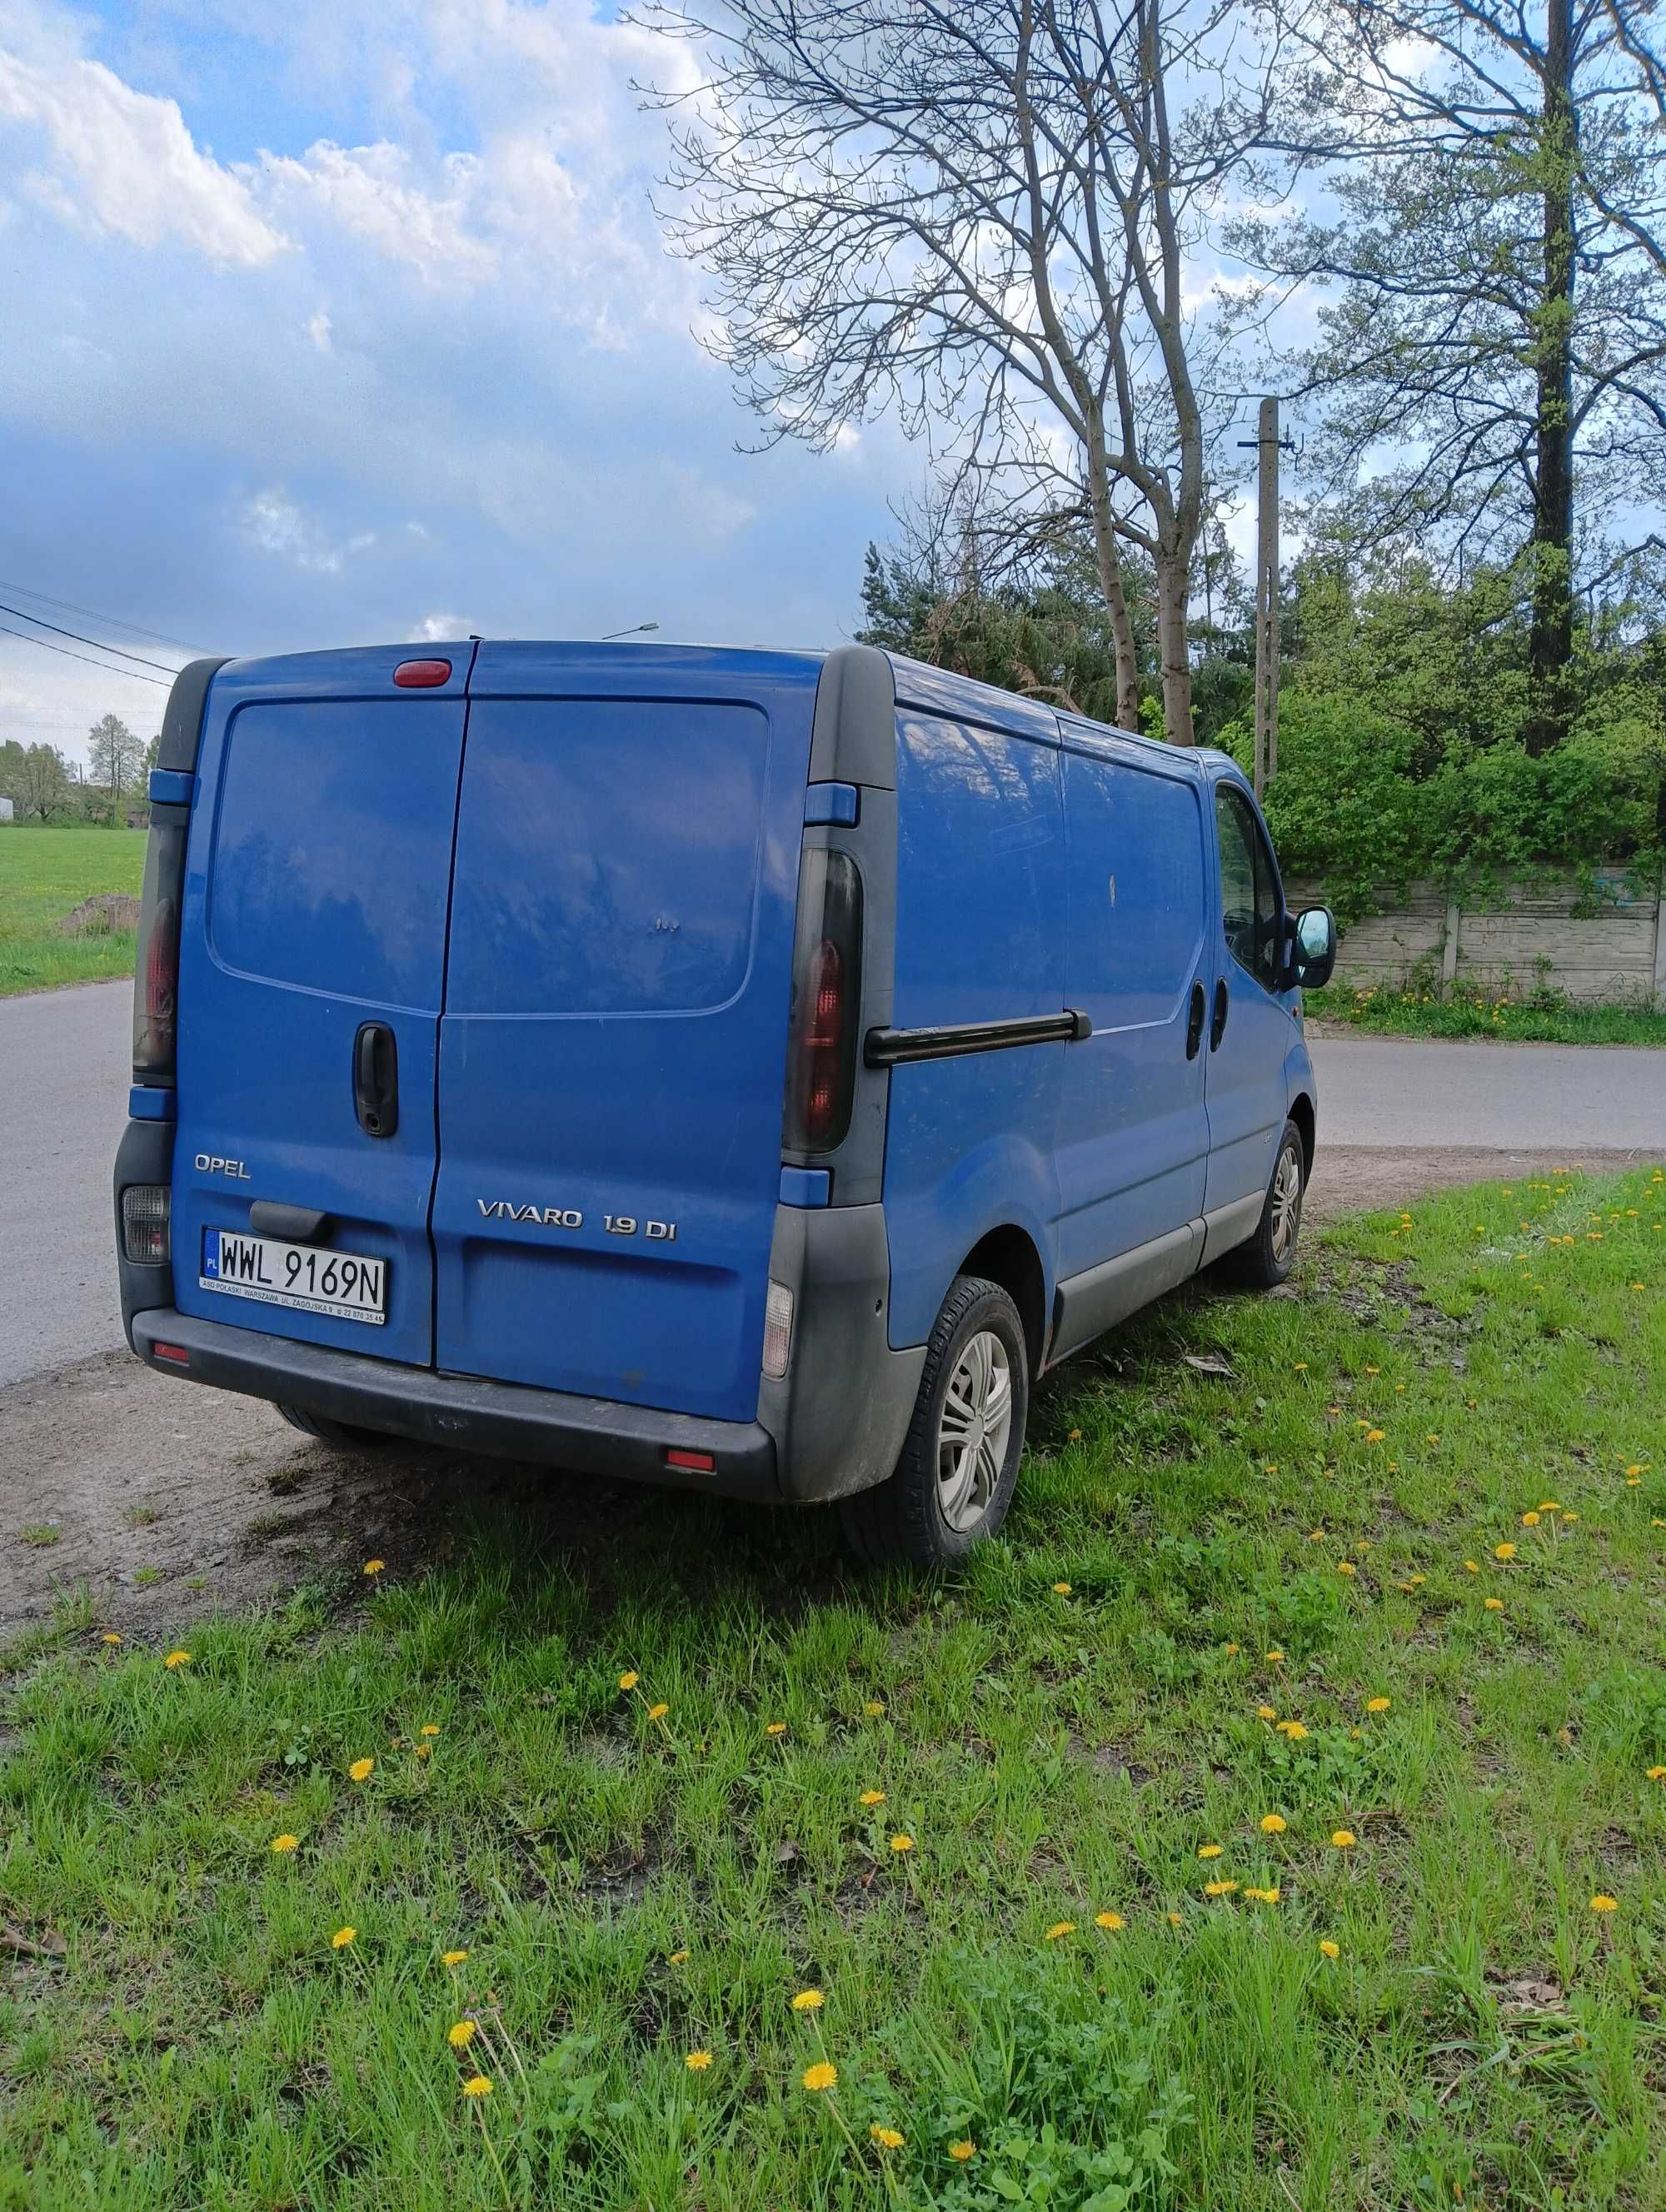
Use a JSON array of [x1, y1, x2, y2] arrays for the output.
[[114, 641, 1334, 1562]]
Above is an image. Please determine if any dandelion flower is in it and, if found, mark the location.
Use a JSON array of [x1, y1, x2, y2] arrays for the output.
[[791, 1989, 825, 2011], [1265, 1648, 1284, 1663], [420, 1723, 441, 1737], [859, 1789, 886, 1806], [1198, 1844, 1224, 1860], [1399, 1576, 1425, 1592], [766, 1721, 787, 1737], [1276, 1721, 1309, 1741], [1259, 1813, 1287, 1834], [890, 1833, 915, 1854], [442, 1950, 469, 1967], [802, 2061, 837, 2092], [448, 2020, 477, 2049], [686, 2049, 714, 2071], [1052, 1582, 1073, 1596], [1294, 1361, 1308, 1373], [1365, 1697, 1390, 1714], [416, 1742, 431, 1761], [461, 2075, 491, 2098], [1224, 1642, 1240, 1655], [1464, 1560, 1480, 1575], [348, 1756, 375, 1782], [1319, 1939, 1340, 1960], [270, 1833, 300, 1855], [1095, 1911, 1125, 1931], [332, 1926, 356, 1950], [100, 1632, 122, 1645], [362, 1559, 385, 1577], [164, 1650, 191, 1669], [1243, 1886, 1280, 1904], [618, 1671, 640, 1691], [870, 2125, 905, 2150], [1329, 1830, 1356, 1850], [1590, 1894, 1618, 1914], [646, 1702, 669, 1721], [668, 1948, 691, 1964], [1337, 1560, 1357, 1577], [1425, 1433, 1440, 1446], [1167, 1911, 1183, 1926], [1204, 1880, 1237, 1897], [1043, 1921, 1075, 1941], [948, 2140, 976, 2162], [1365, 1428, 1385, 1444], [865, 1700, 885, 1716], [1562, 1512, 1579, 1523], [1647, 1767, 1666, 1783], [1484, 1597, 1504, 1612], [1256, 1704, 1277, 1721], [1521, 1511, 1540, 1527], [1494, 1542, 1517, 1562]]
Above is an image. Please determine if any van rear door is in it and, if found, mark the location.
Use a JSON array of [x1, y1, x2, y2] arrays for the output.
[[429, 644, 820, 1423], [170, 648, 470, 1368]]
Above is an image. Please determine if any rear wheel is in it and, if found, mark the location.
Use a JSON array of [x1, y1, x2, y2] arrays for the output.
[[274, 1403, 397, 1450], [839, 1275, 1029, 1567], [1225, 1118, 1306, 1288]]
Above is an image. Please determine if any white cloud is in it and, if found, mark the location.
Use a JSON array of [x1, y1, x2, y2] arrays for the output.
[[306, 308, 333, 352], [240, 489, 375, 574], [409, 611, 466, 640], [259, 140, 499, 289], [0, 51, 287, 266]]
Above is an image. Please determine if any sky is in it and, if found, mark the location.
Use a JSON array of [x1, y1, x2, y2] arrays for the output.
[[0, 0, 922, 764]]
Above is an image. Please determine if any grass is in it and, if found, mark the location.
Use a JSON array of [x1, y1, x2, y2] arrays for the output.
[[1307, 978, 1666, 1047], [0, 825, 145, 994], [4, 1169, 1666, 2210]]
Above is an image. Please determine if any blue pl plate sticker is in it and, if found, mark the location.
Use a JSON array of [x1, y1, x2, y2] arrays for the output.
[[201, 1229, 219, 1278]]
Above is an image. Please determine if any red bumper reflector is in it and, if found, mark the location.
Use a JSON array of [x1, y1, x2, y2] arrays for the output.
[[392, 658, 452, 688], [152, 1342, 190, 1367], [665, 1447, 715, 1472]]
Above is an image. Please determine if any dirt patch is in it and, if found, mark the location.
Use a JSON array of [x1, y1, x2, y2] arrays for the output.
[[1, 1143, 1653, 1637]]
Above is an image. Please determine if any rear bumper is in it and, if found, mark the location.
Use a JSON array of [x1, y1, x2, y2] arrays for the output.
[[130, 1308, 782, 1502]]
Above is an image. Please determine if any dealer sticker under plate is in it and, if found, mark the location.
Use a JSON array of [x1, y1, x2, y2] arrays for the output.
[[200, 1228, 387, 1325]]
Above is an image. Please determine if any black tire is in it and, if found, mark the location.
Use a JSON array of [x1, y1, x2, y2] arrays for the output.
[[1224, 1118, 1306, 1288], [839, 1275, 1029, 1567], [274, 1402, 397, 1451]]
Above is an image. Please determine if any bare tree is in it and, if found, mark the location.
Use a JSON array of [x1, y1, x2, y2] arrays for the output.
[[635, 0, 1296, 742], [1235, 0, 1666, 752]]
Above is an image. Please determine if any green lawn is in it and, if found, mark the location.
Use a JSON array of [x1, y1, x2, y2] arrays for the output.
[[5, 1172, 1666, 2210], [1306, 979, 1666, 1047], [0, 826, 146, 995]]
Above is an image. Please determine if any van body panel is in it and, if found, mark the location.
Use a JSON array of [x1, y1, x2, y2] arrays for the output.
[[429, 644, 821, 1422], [1055, 725, 1211, 1276], [169, 652, 471, 1368], [881, 708, 1066, 1348]]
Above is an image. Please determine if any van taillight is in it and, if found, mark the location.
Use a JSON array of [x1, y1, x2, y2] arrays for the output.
[[783, 849, 861, 1154], [132, 806, 190, 1085]]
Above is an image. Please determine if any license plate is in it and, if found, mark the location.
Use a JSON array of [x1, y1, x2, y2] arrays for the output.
[[200, 1228, 387, 1325]]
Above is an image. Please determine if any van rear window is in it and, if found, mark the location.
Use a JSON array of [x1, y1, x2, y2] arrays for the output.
[[207, 699, 463, 1009], [444, 699, 770, 1016]]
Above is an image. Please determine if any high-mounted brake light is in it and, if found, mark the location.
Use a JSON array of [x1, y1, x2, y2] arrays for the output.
[[782, 849, 862, 1154], [392, 658, 451, 688]]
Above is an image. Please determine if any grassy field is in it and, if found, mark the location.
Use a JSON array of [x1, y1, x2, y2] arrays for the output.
[[0, 826, 145, 995], [4, 1171, 1665, 2210], [1306, 979, 1666, 1047]]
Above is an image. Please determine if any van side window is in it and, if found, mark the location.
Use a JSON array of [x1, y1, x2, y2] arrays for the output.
[[1215, 785, 1281, 989]]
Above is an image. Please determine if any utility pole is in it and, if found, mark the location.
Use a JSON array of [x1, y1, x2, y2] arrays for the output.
[[1253, 396, 1280, 799]]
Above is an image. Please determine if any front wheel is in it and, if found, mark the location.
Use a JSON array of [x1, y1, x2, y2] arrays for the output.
[[839, 1275, 1029, 1567], [1225, 1118, 1306, 1288]]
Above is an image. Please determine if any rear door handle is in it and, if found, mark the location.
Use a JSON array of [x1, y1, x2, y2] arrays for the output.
[[353, 1022, 399, 1139], [1185, 979, 1205, 1060], [1210, 980, 1230, 1051]]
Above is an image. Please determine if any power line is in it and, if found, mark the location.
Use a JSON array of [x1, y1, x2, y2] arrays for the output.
[[0, 620, 172, 687], [0, 599, 183, 675], [0, 578, 204, 655]]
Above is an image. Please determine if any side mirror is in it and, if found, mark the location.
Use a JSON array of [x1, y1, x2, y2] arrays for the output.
[[1289, 905, 1337, 991]]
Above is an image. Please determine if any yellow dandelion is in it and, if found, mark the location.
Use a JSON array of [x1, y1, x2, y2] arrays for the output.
[[1330, 1830, 1356, 1850], [890, 1833, 915, 1854], [1043, 1921, 1075, 1941], [1256, 1703, 1277, 1721], [1522, 1511, 1540, 1527], [1197, 1843, 1224, 1860], [1276, 1721, 1309, 1741], [441, 1949, 469, 1967], [618, 1671, 639, 1691], [332, 1926, 356, 1950], [1484, 1597, 1505, 1612], [1425, 1433, 1440, 1445], [948, 2140, 976, 2162], [448, 2020, 476, 2049], [1052, 1581, 1072, 1595], [865, 1700, 885, 1716], [1260, 1813, 1287, 1834], [100, 1632, 122, 1645], [802, 2061, 837, 2092], [1167, 1911, 1183, 1926], [1590, 1894, 1618, 1914], [461, 2075, 491, 2098], [1204, 1880, 1237, 1897], [362, 1559, 385, 1577], [1464, 1560, 1480, 1574], [1494, 1542, 1517, 1562], [791, 1989, 825, 2011], [1319, 1939, 1340, 1960], [686, 2049, 714, 2071], [1264, 1462, 1279, 1475], [1336, 1560, 1357, 1577], [416, 1741, 431, 1761], [1224, 1642, 1240, 1655], [646, 1702, 669, 1721], [1645, 1767, 1666, 1782], [420, 1723, 441, 1737], [1399, 1574, 1426, 1592], [766, 1721, 788, 1736], [269, 1833, 300, 1855], [1293, 1362, 1307, 1372], [164, 1650, 191, 1669], [668, 1947, 691, 1964], [870, 2125, 905, 2150], [1365, 1696, 1390, 1714], [859, 1789, 886, 1806], [1562, 1511, 1579, 1523], [1265, 1649, 1284, 1663], [1095, 1911, 1125, 1931], [1365, 1428, 1385, 1444]]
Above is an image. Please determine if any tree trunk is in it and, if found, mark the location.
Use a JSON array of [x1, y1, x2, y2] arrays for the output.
[[1083, 450, 1140, 730], [1525, 0, 1577, 757], [1155, 549, 1195, 745]]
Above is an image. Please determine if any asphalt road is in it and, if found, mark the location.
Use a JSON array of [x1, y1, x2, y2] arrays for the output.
[[2, 981, 1664, 1388]]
